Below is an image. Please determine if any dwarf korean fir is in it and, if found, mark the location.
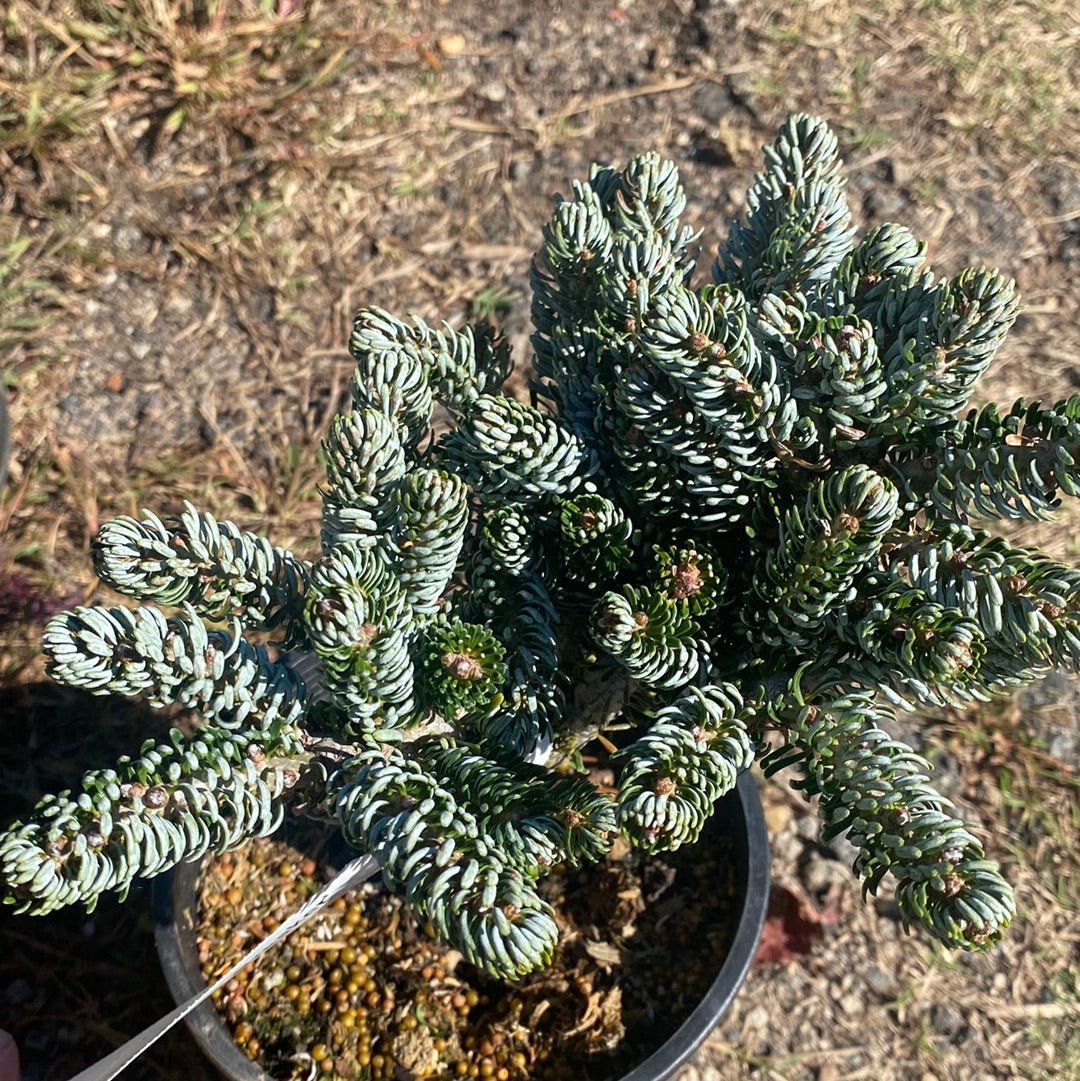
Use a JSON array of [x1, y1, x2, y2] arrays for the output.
[[11, 113, 1073, 980]]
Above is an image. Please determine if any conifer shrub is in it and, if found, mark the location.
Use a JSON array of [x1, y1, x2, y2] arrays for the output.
[[10, 113, 1073, 979]]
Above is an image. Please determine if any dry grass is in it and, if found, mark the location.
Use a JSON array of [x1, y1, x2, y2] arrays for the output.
[[1, 0, 1079, 1078]]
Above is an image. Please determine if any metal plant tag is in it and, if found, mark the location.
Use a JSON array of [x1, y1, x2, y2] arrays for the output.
[[66, 853, 379, 1081]]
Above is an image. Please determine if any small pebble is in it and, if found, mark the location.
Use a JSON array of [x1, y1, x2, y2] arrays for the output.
[[478, 80, 507, 103], [437, 33, 467, 57], [839, 992, 863, 1018], [743, 1005, 770, 1030], [929, 1003, 966, 1038], [763, 798, 792, 834], [864, 965, 897, 998]]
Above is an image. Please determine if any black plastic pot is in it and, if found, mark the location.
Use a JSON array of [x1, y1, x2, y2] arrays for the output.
[[153, 771, 769, 1081]]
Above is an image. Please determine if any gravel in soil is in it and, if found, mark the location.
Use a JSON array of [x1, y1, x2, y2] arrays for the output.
[[196, 823, 738, 1081]]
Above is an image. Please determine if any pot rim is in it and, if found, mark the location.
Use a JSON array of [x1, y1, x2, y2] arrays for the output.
[[153, 771, 769, 1081], [616, 769, 769, 1081]]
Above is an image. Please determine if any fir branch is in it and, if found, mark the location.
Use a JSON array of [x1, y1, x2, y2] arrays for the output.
[[475, 654, 564, 763], [473, 574, 564, 760], [384, 468, 469, 617], [760, 678, 1015, 951], [884, 267, 1020, 428], [44, 605, 305, 732], [417, 740, 615, 872], [610, 361, 767, 527], [786, 311, 890, 447], [335, 750, 558, 979], [532, 180, 614, 331], [652, 545, 727, 617], [321, 406, 406, 549], [419, 620, 507, 720], [746, 464, 900, 647], [639, 282, 781, 441], [414, 317, 512, 409], [440, 394, 593, 504], [610, 151, 699, 255], [453, 555, 564, 760], [715, 113, 854, 299], [893, 397, 1080, 521], [1, 725, 304, 915], [531, 321, 611, 452], [349, 307, 434, 446], [591, 586, 703, 690], [302, 543, 416, 733], [556, 493, 633, 587], [904, 530, 1080, 674], [599, 233, 686, 331], [834, 572, 986, 688], [826, 222, 926, 316], [616, 683, 753, 852], [94, 503, 309, 631], [480, 504, 539, 575]]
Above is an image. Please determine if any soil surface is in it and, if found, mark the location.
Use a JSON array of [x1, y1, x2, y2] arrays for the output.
[[192, 818, 738, 1081], [1, 2, 1078, 1080]]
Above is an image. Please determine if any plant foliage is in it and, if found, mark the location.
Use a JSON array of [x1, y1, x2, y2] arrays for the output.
[[9, 114, 1074, 977]]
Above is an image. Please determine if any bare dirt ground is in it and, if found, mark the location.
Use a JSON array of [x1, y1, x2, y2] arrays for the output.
[[1, 2, 1078, 1079]]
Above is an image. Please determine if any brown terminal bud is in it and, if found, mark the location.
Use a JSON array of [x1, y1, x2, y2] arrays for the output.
[[145, 786, 169, 809], [687, 330, 710, 355], [653, 775, 677, 796], [441, 652, 485, 682], [1006, 574, 1028, 594], [671, 556, 703, 601], [942, 872, 964, 898]]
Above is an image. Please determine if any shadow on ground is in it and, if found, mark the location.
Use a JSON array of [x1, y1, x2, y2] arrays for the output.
[[0, 683, 218, 1081]]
